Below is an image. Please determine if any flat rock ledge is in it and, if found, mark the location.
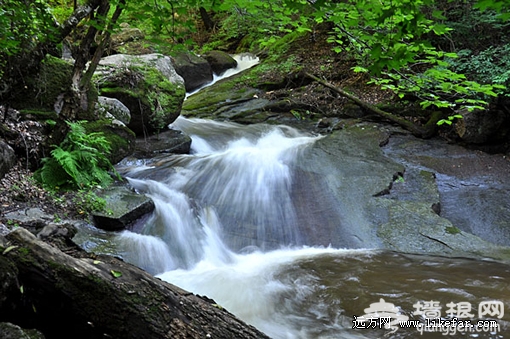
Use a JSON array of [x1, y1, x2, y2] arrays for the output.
[[133, 129, 192, 157], [92, 183, 155, 231]]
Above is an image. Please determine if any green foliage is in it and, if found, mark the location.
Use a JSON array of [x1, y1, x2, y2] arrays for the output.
[[437, 114, 463, 126], [122, 0, 508, 119], [2, 0, 508, 128], [213, 0, 311, 49], [448, 46, 510, 95], [474, 0, 510, 20], [110, 270, 122, 278], [121, 0, 201, 52], [35, 121, 118, 190], [49, 0, 74, 23], [73, 190, 109, 214], [309, 0, 506, 114], [0, 0, 60, 78]]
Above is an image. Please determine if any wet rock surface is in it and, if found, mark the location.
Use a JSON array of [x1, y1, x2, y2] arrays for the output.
[[132, 129, 192, 157], [287, 122, 510, 260], [180, 67, 510, 260], [92, 183, 155, 231], [172, 52, 213, 92], [383, 134, 510, 248]]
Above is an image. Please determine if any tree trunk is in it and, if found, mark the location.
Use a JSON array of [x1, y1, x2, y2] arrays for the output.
[[199, 7, 215, 31], [0, 228, 270, 339], [303, 71, 438, 138]]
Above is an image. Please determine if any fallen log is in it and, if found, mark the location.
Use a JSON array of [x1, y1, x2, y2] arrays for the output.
[[0, 228, 270, 339], [303, 71, 440, 138]]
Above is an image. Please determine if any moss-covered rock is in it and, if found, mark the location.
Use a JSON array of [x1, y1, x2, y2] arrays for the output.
[[83, 119, 136, 165], [171, 51, 213, 92], [95, 54, 186, 136], [203, 50, 237, 75], [9, 55, 72, 114]]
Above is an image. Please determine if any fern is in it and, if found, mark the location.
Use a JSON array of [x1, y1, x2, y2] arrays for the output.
[[51, 147, 84, 185], [37, 156, 70, 188], [35, 121, 118, 190]]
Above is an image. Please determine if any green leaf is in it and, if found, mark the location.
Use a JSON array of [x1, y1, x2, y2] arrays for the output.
[[2, 245, 18, 255], [352, 66, 368, 73], [111, 270, 122, 278]]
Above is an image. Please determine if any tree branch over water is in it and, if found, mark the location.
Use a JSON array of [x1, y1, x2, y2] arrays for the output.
[[303, 71, 439, 138]]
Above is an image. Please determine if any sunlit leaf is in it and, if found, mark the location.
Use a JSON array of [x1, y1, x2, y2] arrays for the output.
[[2, 245, 18, 255], [111, 270, 122, 278]]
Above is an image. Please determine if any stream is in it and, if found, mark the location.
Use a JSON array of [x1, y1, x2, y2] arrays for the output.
[[76, 58, 510, 338]]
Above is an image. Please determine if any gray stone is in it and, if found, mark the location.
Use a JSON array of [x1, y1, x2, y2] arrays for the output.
[[0, 323, 45, 339], [383, 133, 510, 250], [171, 51, 213, 92], [98, 54, 183, 83], [203, 50, 237, 75], [0, 139, 16, 180], [284, 122, 510, 260], [96, 96, 131, 125], [95, 54, 186, 136], [133, 129, 192, 157], [92, 184, 155, 231], [0, 223, 10, 236], [3, 208, 52, 232]]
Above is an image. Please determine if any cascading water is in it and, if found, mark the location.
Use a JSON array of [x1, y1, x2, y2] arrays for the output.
[[100, 117, 509, 339], [115, 117, 322, 269], [75, 55, 510, 338], [185, 53, 260, 98]]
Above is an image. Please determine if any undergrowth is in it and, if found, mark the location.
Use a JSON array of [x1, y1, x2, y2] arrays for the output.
[[35, 120, 119, 191]]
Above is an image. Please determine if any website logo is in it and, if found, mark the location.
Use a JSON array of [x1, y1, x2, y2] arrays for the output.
[[353, 299, 502, 335]]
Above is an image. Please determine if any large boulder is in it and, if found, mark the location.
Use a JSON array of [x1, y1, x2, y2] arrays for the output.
[[203, 50, 237, 75], [171, 52, 213, 92], [0, 139, 16, 180], [455, 108, 509, 144], [95, 54, 186, 136], [7, 55, 72, 115]]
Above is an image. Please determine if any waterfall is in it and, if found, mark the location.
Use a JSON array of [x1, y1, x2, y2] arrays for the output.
[[112, 119, 386, 338], [185, 53, 260, 98], [74, 52, 510, 337], [78, 116, 510, 339], [116, 117, 322, 271]]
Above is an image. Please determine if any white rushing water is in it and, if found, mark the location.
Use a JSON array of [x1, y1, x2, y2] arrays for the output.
[[157, 247, 371, 339], [84, 116, 510, 339], [74, 54, 510, 338], [117, 117, 324, 267], [114, 118, 371, 338], [185, 53, 260, 98]]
